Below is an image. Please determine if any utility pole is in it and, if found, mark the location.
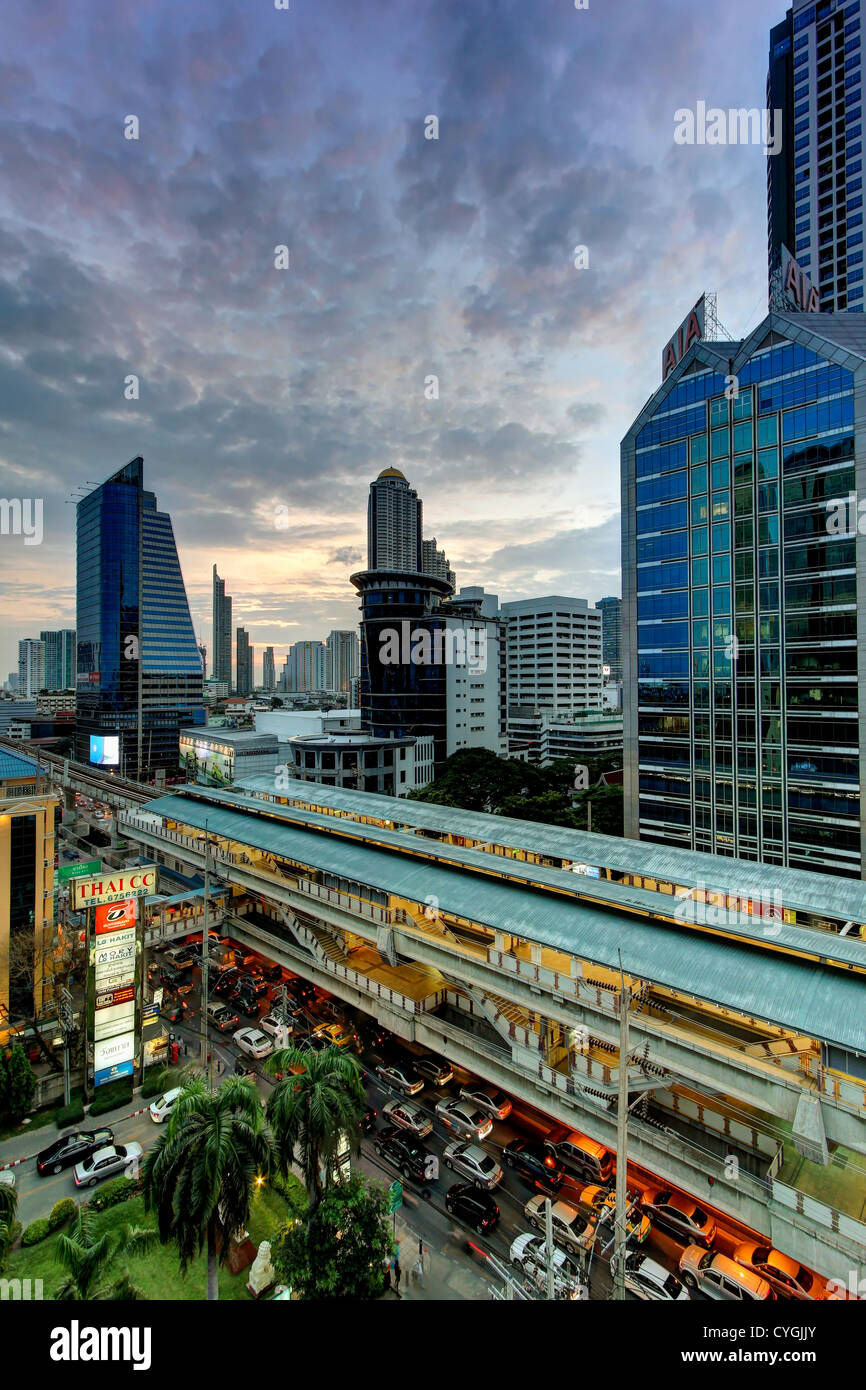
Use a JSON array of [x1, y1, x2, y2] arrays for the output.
[[613, 950, 629, 1301], [545, 1196, 556, 1301], [200, 819, 210, 1079]]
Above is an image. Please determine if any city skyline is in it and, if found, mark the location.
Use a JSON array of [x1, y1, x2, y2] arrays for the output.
[[0, 0, 785, 676]]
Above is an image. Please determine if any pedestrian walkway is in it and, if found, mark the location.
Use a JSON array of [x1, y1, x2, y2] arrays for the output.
[[384, 1212, 496, 1301]]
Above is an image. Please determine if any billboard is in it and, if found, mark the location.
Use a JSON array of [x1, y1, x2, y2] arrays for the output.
[[94, 1033, 134, 1072], [662, 295, 705, 379], [780, 245, 819, 312], [57, 859, 102, 883], [72, 867, 156, 910], [95, 898, 138, 935], [90, 734, 119, 766]]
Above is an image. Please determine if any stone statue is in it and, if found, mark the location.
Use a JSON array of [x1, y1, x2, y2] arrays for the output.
[[247, 1239, 277, 1298]]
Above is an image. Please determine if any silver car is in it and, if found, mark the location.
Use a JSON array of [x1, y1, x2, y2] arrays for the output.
[[442, 1140, 503, 1189], [458, 1085, 513, 1120], [414, 1056, 454, 1086], [624, 1251, 690, 1302], [73, 1142, 143, 1188], [382, 1099, 433, 1139], [435, 1098, 493, 1142]]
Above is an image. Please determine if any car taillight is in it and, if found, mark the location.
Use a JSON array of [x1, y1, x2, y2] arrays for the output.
[[545, 1156, 555, 1168]]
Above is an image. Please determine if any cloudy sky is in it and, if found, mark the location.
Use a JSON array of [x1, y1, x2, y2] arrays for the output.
[[0, 0, 783, 680]]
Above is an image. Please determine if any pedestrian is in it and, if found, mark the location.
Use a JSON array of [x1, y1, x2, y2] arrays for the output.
[[413, 1256, 424, 1289], [382, 1258, 391, 1294], [183, 1039, 189, 1057], [393, 1259, 402, 1296]]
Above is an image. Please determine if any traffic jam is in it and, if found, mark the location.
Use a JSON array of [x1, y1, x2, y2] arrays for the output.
[[139, 924, 834, 1304]]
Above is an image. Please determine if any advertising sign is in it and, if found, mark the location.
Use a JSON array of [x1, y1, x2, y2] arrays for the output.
[[94, 1033, 134, 1072], [93, 1005, 136, 1041], [57, 859, 102, 883], [72, 868, 156, 910], [780, 245, 819, 312], [95, 898, 138, 935], [662, 294, 705, 379], [94, 928, 136, 964], [95, 984, 135, 1010], [89, 734, 119, 766], [94, 1060, 134, 1088]]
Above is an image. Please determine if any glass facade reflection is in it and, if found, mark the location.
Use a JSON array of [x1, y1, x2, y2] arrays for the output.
[[624, 323, 862, 878], [76, 457, 204, 776]]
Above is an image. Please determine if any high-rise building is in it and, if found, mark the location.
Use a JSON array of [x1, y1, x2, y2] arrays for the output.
[[500, 597, 603, 715], [75, 457, 205, 776], [40, 629, 75, 690], [326, 630, 359, 693], [421, 537, 456, 591], [0, 748, 57, 1024], [622, 309, 863, 878], [17, 639, 44, 697], [263, 646, 276, 693], [236, 628, 254, 696], [595, 596, 623, 681], [367, 468, 422, 570], [198, 643, 207, 679], [212, 565, 233, 686], [286, 641, 326, 692], [767, 0, 865, 313]]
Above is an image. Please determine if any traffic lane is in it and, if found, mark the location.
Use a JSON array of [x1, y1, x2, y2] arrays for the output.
[[13, 1109, 159, 1225]]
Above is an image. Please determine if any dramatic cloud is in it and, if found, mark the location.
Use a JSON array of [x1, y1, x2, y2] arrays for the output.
[[0, 0, 778, 675]]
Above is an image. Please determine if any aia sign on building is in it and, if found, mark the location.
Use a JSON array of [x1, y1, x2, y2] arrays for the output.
[[662, 295, 706, 379]]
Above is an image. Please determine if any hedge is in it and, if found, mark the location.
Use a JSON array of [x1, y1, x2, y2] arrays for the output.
[[140, 1068, 172, 1100], [88, 1174, 143, 1213], [270, 1170, 307, 1212], [48, 1198, 77, 1232], [21, 1218, 51, 1246], [55, 1099, 85, 1128], [89, 1083, 134, 1117]]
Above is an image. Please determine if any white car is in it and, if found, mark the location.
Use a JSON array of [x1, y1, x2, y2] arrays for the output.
[[442, 1140, 503, 1189], [435, 1098, 492, 1142], [233, 1027, 274, 1060], [524, 1194, 596, 1257], [624, 1250, 690, 1302], [381, 1099, 433, 1139], [73, 1142, 143, 1188], [458, 1084, 512, 1120], [260, 1013, 293, 1039], [509, 1233, 585, 1300], [149, 1087, 181, 1124], [0, 1171, 15, 1190]]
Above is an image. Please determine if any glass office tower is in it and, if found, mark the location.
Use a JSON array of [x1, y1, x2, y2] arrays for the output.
[[768, 0, 864, 311], [622, 315, 865, 879], [76, 457, 204, 777]]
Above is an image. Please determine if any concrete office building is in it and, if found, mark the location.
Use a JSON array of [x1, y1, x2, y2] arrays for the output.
[[0, 748, 57, 1028], [285, 641, 326, 693], [622, 309, 865, 878], [212, 565, 233, 686], [501, 597, 603, 715], [768, 0, 865, 311], [17, 639, 44, 697]]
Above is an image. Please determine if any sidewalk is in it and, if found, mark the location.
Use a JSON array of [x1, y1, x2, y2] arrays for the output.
[[384, 1212, 495, 1301]]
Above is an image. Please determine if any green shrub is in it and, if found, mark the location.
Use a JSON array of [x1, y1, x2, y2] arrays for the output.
[[55, 1099, 85, 1128], [21, 1218, 51, 1246], [140, 1067, 171, 1100], [48, 1198, 77, 1232], [89, 1083, 134, 1117], [88, 1174, 142, 1213], [270, 1170, 307, 1213]]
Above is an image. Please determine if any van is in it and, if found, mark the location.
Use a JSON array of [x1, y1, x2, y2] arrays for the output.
[[544, 1126, 614, 1184], [679, 1248, 775, 1301]]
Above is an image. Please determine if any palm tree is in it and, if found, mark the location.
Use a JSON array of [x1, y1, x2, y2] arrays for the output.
[[142, 1076, 272, 1301], [0, 1180, 18, 1272], [267, 1044, 365, 1224], [55, 1205, 158, 1300]]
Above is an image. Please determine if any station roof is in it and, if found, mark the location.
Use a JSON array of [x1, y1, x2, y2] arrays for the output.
[[229, 775, 866, 927], [143, 791, 866, 1053], [0, 748, 39, 780]]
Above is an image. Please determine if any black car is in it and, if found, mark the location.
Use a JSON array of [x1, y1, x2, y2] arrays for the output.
[[285, 977, 317, 1004], [446, 1183, 500, 1235], [213, 969, 239, 997], [160, 999, 188, 1024], [360, 1105, 377, 1134], [254, 962, 283, 983], [230, 990, 261, 1018], [37, 1127, 115, 1176], [373, 1125, 433, 1184], [160, 965, 194, 996], [235, 974, 268, 998], [502, 1139, 564, 1193]]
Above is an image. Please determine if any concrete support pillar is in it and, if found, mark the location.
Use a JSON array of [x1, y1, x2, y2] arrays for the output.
[[494, 931, 507, 952], [529, 943, 542, 966]]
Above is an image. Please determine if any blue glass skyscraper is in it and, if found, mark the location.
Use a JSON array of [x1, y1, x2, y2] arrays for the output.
[[75, 457, 204, 777]]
